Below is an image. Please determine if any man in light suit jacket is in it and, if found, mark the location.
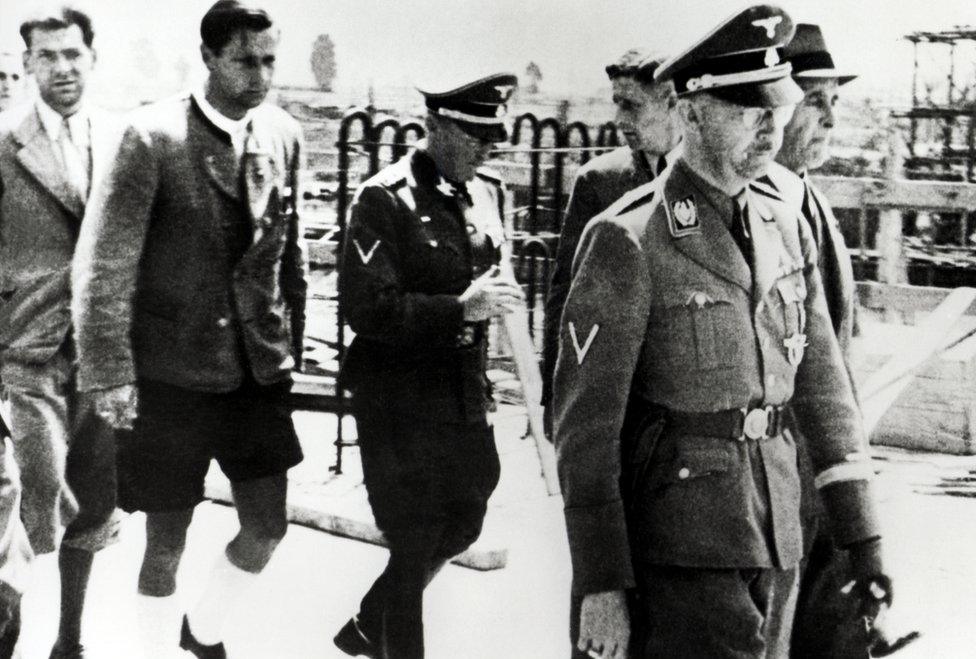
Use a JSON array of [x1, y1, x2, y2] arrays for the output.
[[0, 7, 120, 658], [72, 2, 306, 657]]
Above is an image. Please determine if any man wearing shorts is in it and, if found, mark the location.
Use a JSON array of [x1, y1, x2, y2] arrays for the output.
[[71, 1, 306, 657]]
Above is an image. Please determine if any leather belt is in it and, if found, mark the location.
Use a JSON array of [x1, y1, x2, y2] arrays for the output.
[[667, 405, 784, 441]]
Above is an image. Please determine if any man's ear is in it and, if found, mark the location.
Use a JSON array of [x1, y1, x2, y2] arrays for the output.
[[200, 44, 216, 71], [675, 97, 702, 134], [21, 50, 31, 76]]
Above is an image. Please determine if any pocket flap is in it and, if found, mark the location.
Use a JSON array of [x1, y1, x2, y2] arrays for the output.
[[649, 447, 731, 487]]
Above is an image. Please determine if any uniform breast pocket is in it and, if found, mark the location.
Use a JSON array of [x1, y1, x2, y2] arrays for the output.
[[647, 292, 739, 372], [409, 228, 466, 288], [775, 277, 808, 335]]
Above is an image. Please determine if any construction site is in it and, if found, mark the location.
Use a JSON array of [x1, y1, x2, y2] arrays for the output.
[[3, 1, 976, 656]]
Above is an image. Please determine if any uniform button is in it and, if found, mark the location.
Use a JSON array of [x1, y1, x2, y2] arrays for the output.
[[217, 318, 230, 328], [766, 374, 777, 388], [678, 467, 691, 480], [756, 301, 765, 313], [694, 292, 708, 307]]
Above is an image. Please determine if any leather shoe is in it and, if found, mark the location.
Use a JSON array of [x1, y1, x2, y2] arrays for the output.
[[333, 616, 378, 658], [179, 615, 226, 659]]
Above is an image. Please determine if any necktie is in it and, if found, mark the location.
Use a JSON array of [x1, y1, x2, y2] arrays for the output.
[[59, 117, 89, 201], [729, 191, 753, 267]]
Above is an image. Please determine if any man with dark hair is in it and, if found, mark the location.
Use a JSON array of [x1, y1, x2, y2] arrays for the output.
[[553, 6, 892, 657], [0, 6, 120, 658], [542, 48, 677, 417], [71, 1, 305, 657], [0, 53, 24, 112], [336, 71, 523, 658]]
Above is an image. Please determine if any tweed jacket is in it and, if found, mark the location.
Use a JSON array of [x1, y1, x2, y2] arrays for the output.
[[552, 157, 879, 595], [339, 148, 506, 423], [72, 94, 306, 393], [0, 104, 121, 364], [542, 146, 663, 408]]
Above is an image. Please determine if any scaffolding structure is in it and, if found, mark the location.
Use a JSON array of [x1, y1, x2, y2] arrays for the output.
[[895, 26, 976, 182]]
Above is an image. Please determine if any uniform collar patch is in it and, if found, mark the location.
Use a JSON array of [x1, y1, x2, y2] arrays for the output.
[[666, 195, 701, 237]]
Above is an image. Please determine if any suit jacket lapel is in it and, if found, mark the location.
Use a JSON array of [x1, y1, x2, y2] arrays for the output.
[[189, 100, 243, 203], [14, 108, 85, 220], [809, 182, 855, 339], [665, 164, 752, 293]]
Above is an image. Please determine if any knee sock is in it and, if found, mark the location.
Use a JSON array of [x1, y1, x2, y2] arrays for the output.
[[136, 592, 181, 659], [186, 550, 258, 645]]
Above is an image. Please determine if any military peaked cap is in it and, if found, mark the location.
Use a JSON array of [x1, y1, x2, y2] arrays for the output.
[[417, 72, 518, 143], [655, 4, 803, 107]]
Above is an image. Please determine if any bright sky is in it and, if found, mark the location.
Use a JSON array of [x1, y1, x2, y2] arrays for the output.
[[1, 0, 973, 105]]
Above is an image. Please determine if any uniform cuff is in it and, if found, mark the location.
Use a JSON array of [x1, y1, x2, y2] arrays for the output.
[[819, 479, 882, 547], [564, 501, 636, 594]]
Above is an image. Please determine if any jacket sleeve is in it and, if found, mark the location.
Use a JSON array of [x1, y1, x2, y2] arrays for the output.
[[542, 170, 599, 407], [789, 218, 880, 548], [553, 216, 651, 595], [338, 185, 464, 348], [72, 123, 159, 392], [281, 129, 308, 367]]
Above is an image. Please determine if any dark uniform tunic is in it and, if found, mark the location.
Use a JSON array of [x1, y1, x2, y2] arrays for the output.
[[338, 147, 506, 658], [553, 157, 880, 657]]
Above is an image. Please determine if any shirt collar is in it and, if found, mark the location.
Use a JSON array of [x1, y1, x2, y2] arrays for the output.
[[36, 99, 90, 145], [676, 157, 739, 225], [192, 87, 252, 143]]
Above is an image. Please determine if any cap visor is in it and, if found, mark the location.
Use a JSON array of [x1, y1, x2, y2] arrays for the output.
[[707, 76, 804, 108], [454, 120, 509, 144]]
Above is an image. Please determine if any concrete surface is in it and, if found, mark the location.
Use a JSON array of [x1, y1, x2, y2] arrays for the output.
[[11, 405, 976, 658]]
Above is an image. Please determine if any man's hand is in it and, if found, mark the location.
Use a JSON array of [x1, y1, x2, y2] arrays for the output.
[[846, 538, 892, 619], [578, 590, 630, 659], [459, 266, 525, 321], [92, 384, 138, 430]]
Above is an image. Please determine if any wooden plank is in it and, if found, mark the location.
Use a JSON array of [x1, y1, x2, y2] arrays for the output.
[[813, 175, 976, 211], [205, 481, 507, 571], [498, 255, 561, 496], [859, 287, 976, 435], [856, 281, 976, 318]]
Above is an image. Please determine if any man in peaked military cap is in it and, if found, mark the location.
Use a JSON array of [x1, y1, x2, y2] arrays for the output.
[[542, 48, 678, 424], [552, 5, 892, 658], [336, 71, 524, 659]]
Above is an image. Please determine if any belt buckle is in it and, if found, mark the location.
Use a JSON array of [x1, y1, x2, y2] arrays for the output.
[[742, 407, 769, 440]]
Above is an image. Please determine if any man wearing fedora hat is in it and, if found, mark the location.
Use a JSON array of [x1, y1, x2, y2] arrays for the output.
[[771, 23, 917, 658], [552, 6, 892, 658], [336, 72, 524, 658]]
